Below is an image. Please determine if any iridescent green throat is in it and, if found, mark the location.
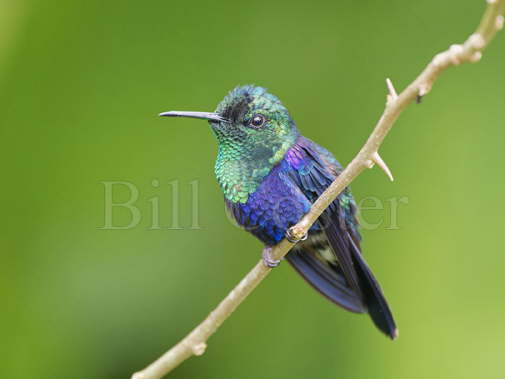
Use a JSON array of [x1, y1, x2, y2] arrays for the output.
[[214, 130, 297, 203]]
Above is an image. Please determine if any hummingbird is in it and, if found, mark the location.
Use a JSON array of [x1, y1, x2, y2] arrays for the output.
[[160, 85, 397, 339]]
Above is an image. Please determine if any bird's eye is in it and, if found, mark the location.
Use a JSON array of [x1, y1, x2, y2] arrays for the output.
[[250, 114, 266, 128]]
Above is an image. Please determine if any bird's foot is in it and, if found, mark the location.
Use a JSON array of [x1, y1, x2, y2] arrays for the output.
[[262, 247, 281, 268], [285, 227, 308, 244]]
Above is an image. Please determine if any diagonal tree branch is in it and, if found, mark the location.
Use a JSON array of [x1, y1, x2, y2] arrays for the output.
[[132, 2, 505, 378]]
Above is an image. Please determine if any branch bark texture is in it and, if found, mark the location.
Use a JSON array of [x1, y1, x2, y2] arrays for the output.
[[133, 2, 505, 377]]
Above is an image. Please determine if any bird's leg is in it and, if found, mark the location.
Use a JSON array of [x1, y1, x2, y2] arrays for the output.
[[262, 247, 281, 268], [285, 227, 308, 244]]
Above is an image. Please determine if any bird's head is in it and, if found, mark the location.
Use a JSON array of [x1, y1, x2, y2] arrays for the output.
[[160, 85, 299, 202], [160, 85, 299, 162]]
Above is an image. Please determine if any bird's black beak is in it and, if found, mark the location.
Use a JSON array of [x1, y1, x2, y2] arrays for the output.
[[159, 111, 227, 123]]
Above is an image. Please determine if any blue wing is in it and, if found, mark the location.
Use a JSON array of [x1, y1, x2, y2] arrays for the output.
[[284, 136, 397, 339]]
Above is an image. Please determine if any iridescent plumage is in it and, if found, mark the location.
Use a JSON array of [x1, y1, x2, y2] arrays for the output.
[[161, 85, 397, 339]]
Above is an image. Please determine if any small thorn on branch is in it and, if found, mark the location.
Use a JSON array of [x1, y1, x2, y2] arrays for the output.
[[497, 15, 504, 30], [367, 152, 394, 181], [469, 51, 483, 62], [192, 342, 207, 356], [386, 78, 398, 104], [417, 83, 431, 104]]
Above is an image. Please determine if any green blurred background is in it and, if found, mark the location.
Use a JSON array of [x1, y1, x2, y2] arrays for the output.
[[1, 0, 504, 378]]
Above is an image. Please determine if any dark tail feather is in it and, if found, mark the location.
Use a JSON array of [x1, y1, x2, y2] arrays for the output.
[[286, 248, 366, 314], [347, 234, 398, 339], [286, 234, 398, 340]]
